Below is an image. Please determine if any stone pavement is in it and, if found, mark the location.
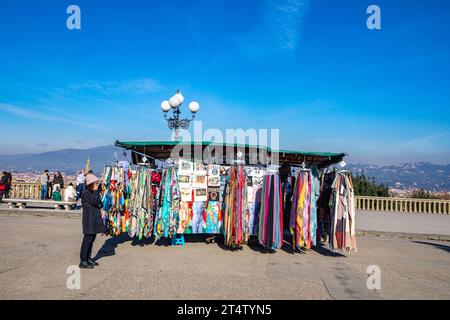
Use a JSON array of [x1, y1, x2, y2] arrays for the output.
[[356, 211, 450, 236], [0, 214, 449, 300]]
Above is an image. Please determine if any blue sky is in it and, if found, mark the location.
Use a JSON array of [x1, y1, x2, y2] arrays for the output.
[[0, 0, 449, 165]]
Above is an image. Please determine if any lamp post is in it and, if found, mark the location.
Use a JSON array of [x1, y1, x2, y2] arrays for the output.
[[161, 90, 200, 141]]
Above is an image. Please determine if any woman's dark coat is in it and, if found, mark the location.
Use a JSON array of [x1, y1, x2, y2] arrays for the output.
[[81, 188, 106, 235], [53, 174, 64, 189]]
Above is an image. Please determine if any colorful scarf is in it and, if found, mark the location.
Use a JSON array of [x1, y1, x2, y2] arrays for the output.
[[223, 165, 249, 247], [258, 174, 284, 250]]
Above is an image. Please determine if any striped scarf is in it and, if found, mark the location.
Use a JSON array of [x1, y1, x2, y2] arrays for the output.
[[258, 174, 284, 250], [223, 165, 249, 247]]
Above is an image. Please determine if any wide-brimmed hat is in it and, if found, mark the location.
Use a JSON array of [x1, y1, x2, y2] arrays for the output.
[[85, 174, 99, 186]]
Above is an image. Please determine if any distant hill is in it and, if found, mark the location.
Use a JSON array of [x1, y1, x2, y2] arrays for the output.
[[347, 162, 450, 192], [1, 146, 449, 191], [0, 145, 129, 175]]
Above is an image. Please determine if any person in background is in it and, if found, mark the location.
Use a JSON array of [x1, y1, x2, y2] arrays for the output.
[[76, 171, 86, 201], [52, 185, 62, 201], [46, 171, 52, 199], [40, 170, 49, 200], [64, 183, 77, 207], [53, 171, 64, 190], [3, 172, 12, 199], [0, 172, 5, 203], [79, 174, 105, 269]]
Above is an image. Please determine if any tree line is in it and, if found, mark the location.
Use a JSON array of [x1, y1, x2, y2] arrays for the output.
[[352, 174, 389, 197], [351, 174, 450, 200]]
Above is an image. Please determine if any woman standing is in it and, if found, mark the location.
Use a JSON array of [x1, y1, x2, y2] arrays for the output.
[[53, 171, 64, 190], [79, 174, 105, 269]]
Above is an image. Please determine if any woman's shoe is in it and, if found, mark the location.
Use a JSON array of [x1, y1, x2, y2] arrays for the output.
[[88, 258, 99, 266], [79, 261, 94, 269]]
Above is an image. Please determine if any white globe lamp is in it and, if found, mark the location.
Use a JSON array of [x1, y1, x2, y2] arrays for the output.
[[174, 92, 184, 104], [188, 101, 200, 113], [161, 100, 171, 112], [169, 96, 181, 108]]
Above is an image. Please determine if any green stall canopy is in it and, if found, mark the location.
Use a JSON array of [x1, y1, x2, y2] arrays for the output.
[[115, 140, 346, 169]]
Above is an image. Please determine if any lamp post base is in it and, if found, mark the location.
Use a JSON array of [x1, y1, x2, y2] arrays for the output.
[[173, 128, 183, 142]]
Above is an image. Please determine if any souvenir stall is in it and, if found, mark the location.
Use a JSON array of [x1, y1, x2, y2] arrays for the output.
[[110, 140, 353, 253]]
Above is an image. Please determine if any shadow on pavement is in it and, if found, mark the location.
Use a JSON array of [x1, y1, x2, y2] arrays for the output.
[[93, 233, 131, 261], [412, 241, 450, 253], [312, 243, 347, 257], [93, 231, 348, 258], [246, 236, 278, 254]]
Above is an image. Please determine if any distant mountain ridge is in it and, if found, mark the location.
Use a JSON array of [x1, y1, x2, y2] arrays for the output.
[[0, 146, 449, 191], [347, 162, 450, 192], [0, 145, 126, 175]]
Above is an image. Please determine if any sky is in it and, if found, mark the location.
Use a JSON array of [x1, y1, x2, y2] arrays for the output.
[[0, 0, 449, 165]]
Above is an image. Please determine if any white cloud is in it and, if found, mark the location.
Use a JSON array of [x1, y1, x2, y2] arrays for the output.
[[240, 0, 309, 59], [67, 78, 164, 95], [0, 103, 108, 132]]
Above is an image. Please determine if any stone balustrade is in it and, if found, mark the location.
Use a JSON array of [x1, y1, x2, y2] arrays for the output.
[[356, 196, 450, 214], [6, 183, 450, 214], [10, 183, 42, 199]]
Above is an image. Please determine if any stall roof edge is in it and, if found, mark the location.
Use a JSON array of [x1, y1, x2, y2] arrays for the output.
[[115, 140, 346, 159]]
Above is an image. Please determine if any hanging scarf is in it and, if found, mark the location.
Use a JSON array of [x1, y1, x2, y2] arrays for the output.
[[289, 169, 320, 251], [154, 166, 180, 239], [258, 174, 284, 250], [128, 165, 155, 240], [329, 172, 357, 253], [100, 162, 133, 237], [223, 165, 249, 247], [205, 201, 222, 234]]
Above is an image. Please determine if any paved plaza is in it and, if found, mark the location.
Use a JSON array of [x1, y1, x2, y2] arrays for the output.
[[356, 211, 450, 236], [0, 213, 449, 300]]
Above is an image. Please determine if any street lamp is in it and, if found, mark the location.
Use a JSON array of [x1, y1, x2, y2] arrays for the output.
[[160, 90, 200, 141]]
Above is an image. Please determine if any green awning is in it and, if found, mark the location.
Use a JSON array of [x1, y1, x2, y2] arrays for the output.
[[115, 140, 346, 168]]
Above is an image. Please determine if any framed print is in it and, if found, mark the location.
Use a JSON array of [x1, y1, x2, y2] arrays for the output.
[[194, 188, 207, 202], [194, 162, 207, 173], [208, 187, 220, 201], [179, 159, 193, 174], [193, 173, 207, 188], [178, 174, 192, 188], [208, 176, 221, 187], [180, 188, 193, 202]]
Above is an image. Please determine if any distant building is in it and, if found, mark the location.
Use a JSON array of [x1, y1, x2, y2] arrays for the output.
[[84, 157, 91, 174]]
